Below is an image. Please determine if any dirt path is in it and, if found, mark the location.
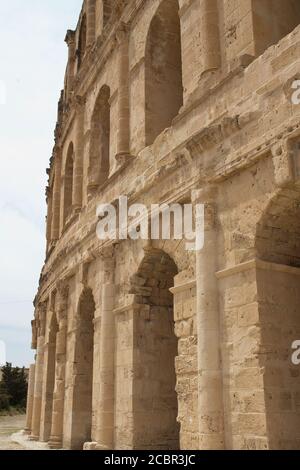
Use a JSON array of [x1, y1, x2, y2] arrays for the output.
[[0, 415, 26, 450]]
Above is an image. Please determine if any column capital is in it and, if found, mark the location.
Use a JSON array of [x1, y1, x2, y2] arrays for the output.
[[56, 280, 69, 298], [37, 301, 48, 337], [192, 185, 219, 231], [31, 319, 37, 350], [93, 316, 101, 332], [191, 185, 218, 204], [74, 94, 86, 112], [115, 22, 130, 44], [101, 247, 115, 283], [56, 281, 69, 323]]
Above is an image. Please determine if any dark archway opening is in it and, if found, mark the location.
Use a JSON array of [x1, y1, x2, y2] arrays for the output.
[[256, 185, 300, 449], [252, 0, 300, 56], [41, 312, 58, 442], [71, 288, 95, 449], [130, 249, 180, 449], [88, 85, 111, 192], [145, 0, 183, 146]]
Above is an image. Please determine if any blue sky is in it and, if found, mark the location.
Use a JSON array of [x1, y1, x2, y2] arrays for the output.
[[0, 0, 83, 367]]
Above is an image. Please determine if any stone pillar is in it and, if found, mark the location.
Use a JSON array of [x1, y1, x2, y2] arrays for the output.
[[65, 30, 76, 101], [40, 295, 58, 442], [51, 150, 62, 242], [200, 0, 221, 76], [46, 187, 52, 251], [72, 96, 85, 211], [48, 284, 69, 449], [30, 303, 47, 441], [115, 23, 132, 164], [86, 0, 96, 47], [193, 186, 224, 449], [24, 364, 36, 435], [95, 249, 115, 449]]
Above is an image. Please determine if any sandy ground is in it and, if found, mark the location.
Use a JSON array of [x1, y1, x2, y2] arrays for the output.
[[0, 415, 51, 450], [0, 415, 26, 450]]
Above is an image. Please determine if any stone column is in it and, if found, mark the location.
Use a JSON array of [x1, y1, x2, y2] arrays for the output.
[[95, 249, 116, 450], [46, 187, 52, 251], [86, 0, 96, 48], [200, 0, 221, 76], [65, 30, 76, 101], [72, 96, 85, 211], [30, 303, 47, 441], [48, 284, 69, 449], [24, 364, 36, 435], [51, 150, 62, 242], [193, 186, 224, 449], [40, 294, 58, 442], [115, 23, 132, 164]]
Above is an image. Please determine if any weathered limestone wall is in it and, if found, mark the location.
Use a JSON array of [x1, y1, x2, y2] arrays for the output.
[[257, 265, 300, 449], [172, 272, 198, 450], [114, 307, 135, 449], [29, 0, 300, 451], [218, 265, 267, 450]]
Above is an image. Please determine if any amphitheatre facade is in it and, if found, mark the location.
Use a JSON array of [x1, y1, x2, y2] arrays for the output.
[[25, 0, 300, 450]]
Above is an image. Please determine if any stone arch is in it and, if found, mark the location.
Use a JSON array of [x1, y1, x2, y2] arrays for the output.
[[70, 287, 96, 449], [145, 0, 183, 146], [63, 142, 74, 224], [255, 184, 300, 448], [78, 13, 87, 69], [252, 0, 300, 57], [129, 248, 180, 449], [88, 85, 111, 191]]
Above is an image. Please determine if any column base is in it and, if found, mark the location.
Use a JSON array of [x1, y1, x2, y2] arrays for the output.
[[115, 152, 134, 168], [95, 444, 112, 451], [83, 441, 112, 451], [24, 428, 31, 435], [48, 437, 63, 449], [83, 441, 99, 451], [28, 435, 39, 441]]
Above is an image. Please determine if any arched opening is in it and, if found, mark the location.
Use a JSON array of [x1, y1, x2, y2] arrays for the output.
[[41, 311, 58, 441], [63, 143, 74, 224], [145, 0, 183, 146], [71, 288, 95, 449], [130, 249, 179, 449], [252, 0, 300, 56], [256, 185, 300, 449], [88, 85, 110, 191], [78, 14, 87, 69]]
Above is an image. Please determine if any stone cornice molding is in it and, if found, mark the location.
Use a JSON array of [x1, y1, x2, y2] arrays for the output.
[[113, 301, 150, 317], [115, 21, 130, 44], [216, 258, 300, 280], [169, 279, 196, 295]]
